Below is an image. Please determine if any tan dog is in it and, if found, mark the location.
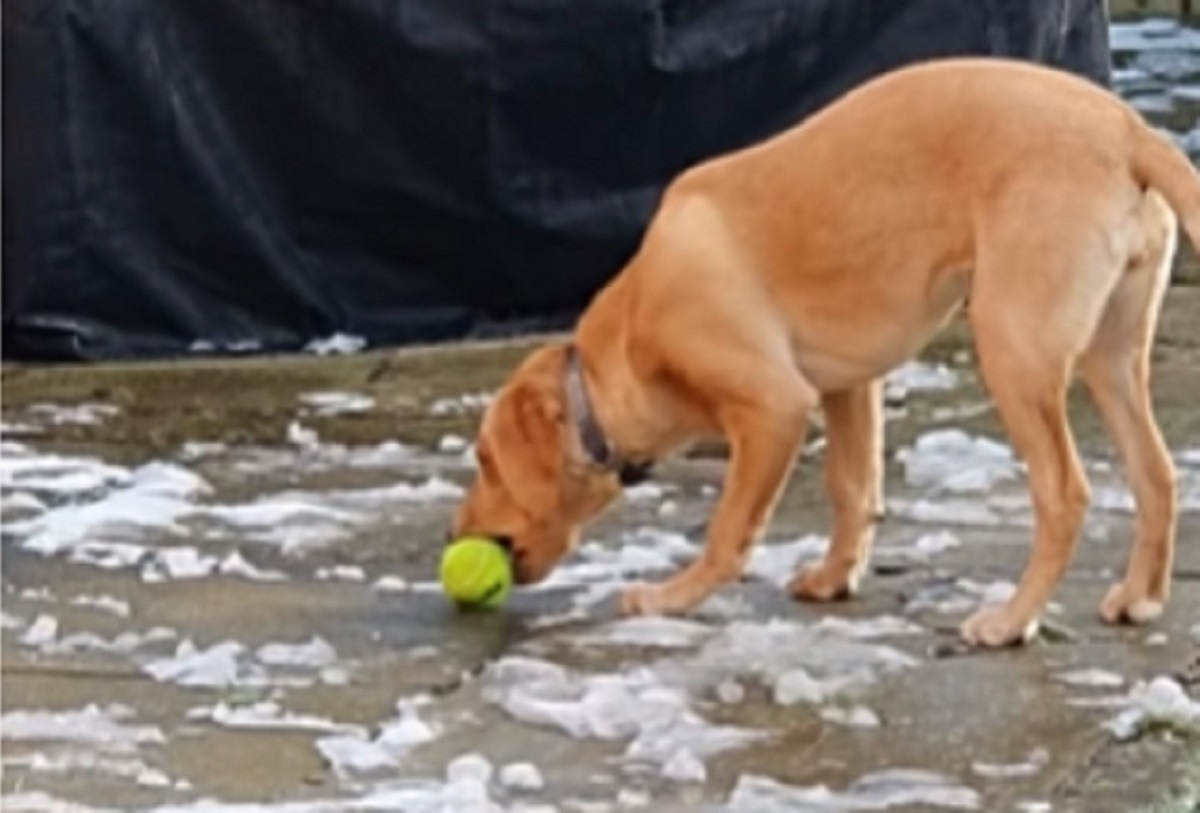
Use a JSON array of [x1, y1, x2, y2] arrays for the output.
[[451, 56, 1200, 648]]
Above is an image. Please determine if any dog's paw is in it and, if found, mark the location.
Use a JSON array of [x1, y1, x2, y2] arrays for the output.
[[620, 582, 666, 617], [1099, 582, 1164, 626], [959, 606, 1039, 648], [789, 562, 858, 603]]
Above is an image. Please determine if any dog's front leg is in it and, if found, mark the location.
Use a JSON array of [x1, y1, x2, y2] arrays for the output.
[[622, 383, 815, 616]]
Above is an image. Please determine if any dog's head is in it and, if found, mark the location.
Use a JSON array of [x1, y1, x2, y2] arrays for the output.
[[451, 344, 623, 585]]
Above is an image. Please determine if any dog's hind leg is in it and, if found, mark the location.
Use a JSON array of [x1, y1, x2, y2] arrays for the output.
[[790, 379, 885, 601], [959, 201, 1123, 648], [1079, 191, 1178, 626]]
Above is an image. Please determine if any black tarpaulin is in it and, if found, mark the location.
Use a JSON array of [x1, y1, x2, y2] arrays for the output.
[[2, 0, 1111, 362]]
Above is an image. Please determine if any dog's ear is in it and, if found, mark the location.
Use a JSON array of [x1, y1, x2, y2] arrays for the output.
[[484, 357, 568, 518]]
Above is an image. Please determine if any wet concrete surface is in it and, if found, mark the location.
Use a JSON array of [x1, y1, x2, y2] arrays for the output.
[[4, 291, 1200, 813]]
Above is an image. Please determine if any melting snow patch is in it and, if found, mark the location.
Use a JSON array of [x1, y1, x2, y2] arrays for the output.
[[287, 421, 321, 448], [500, 761, 545, 790], [572, 617, 715, 649], [256, 636, 338, 669], [373, 575, 409, 591], [143, 640, 247, 688], [971, 747, 1049, 779], [142, 547, 218, 581], [652, 616, 922, 709], [304, 332, 366, 355], [1, 704, 164, 753], [41, 627, 177, 657], [483, 655, 761, 773], [429, 391, 494, 416], [316, 698, 438, 775], [19, 614, 58, 647], [820, 705, 882, 729], [438, 433, 470, 453], [896, 429, 1020, 495], [23, 402, 120, 426], [317, 564, 366, 582], [661, 748, 707, 783], [69, 594, 132, 617], [9, 461, 210, 557], [1104, 676, 1200, 741], [299, 391, 376, 416], [745, 535, 829, 588], [723, 769, 981, 811], [189, 701, 357, 734], [218, 550, 288, 581], [1055, 668, 1124, 689], [884, 361, 958, 403], [3, 749, 176, 790]]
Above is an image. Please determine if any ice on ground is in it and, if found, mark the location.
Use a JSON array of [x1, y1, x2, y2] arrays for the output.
[[299, 391, 376, 416], [722, 769, 981, 811], [4, 749, 176, 790], [447, 752, 494, 785], [896, 429, 1020, 495], [317, 564, 366, 582], [287, 421, 320, 448], [571, 617, 715, 649], [1, 450, 130, 496], [316, 698, 438, 775], [189, 701, 358, 734], [820, 705, 881, 729], [1, 490, 47, 521], [653, 616, 922, 708], [531, 527, 700, 594], [884, 361, 958, 403], [429, 391, 494, 416], [1104, 676, 1200, 741], [745, 535, 829, 588], [218, 550, 288, 582], [623, 482, 674, 503], [438, 433, 470, 453], [373, 575, 409, 591], [256, 636, 338, 669], [69, 594, 132, 617], [483, 655, 762, 771], [1, 704, 165, 753], [904, 578, 1019, 616], [19, 614, 58, 647], [1, 611, 26, 630], [971, 747, 1049, 779], [41, 627, 177, 657], [23, 402, 120, 426], [661, 748, 706, 783], [500, 761, 545, 790], [9, 461, 210, 556], [1054, 668, 1125, 689], [143, 547, 219, 581], [143, 640, 247, 688], [304, 332, 366, 355], [1109, 19, 1200, 53]]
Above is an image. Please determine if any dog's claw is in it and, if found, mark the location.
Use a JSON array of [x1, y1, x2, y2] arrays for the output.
[[789, 562, 858, 603], [1099, 582, 1164, 626], [959, 605, 1039, 648]]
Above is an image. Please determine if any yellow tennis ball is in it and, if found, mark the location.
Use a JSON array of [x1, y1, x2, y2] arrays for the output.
[[439, 536, 512, 609]]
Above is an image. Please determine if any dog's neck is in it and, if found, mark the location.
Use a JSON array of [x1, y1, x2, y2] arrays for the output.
[[563, 343, 654, 487]]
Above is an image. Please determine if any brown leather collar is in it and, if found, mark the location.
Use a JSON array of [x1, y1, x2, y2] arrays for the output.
[[563, 344, 654, 487]]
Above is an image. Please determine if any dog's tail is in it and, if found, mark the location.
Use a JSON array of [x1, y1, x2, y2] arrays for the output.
[[1130, 117, 1200, 251]]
